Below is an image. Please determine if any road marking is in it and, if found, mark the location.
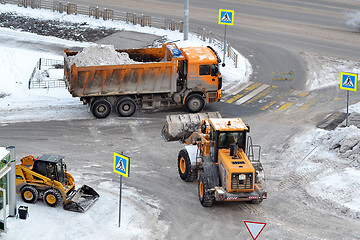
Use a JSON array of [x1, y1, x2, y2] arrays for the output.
[[298, 91, 310, 97], [225, 82, 259, 103], [278, 102, 293, 111], [243, 85, 275, 106], [297, 97, 319, 111], [234, 84, 270, 105], [260, 89, 293, 111]]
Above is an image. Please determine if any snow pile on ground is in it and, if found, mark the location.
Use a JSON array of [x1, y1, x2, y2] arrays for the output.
[[301, 52, 360, 91], [3, 179, 169, 240], [347, 11, 360, 30], [290, 122, 360, 219], [68, 45, 138, 67]]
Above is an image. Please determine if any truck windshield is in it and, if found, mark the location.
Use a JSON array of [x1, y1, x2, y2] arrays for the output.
[[218, 131, 245, 149]]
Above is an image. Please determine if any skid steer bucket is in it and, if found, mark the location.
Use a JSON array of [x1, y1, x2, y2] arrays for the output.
[[63, 185, 100, 213], [161, 112, 222, 142]]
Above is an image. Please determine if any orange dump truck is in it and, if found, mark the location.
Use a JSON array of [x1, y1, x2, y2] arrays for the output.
[[64, 43, 222, 118]]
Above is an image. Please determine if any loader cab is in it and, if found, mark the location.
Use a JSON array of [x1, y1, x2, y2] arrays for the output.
[[32, 154, 66, 184], [208, 118, 249, 162]]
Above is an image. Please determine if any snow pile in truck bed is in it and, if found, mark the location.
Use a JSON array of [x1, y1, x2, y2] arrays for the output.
[[68, 45, 138, 67]]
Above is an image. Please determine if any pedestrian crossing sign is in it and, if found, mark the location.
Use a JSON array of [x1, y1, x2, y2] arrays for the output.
[[340, 72, 358, 91], [114, 152, 130, 177], [219, 9, 234, 25]]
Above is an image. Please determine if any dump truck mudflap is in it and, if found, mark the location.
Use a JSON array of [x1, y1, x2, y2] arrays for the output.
[[161, 112, 222, 142], [63, 185, 100, 212]]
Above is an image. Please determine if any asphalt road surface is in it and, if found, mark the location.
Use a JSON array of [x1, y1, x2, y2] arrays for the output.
[[2, 0, 360, 239]]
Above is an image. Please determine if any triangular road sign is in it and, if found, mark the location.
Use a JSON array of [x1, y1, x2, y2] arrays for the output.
[[221, 12, 231, 22], [244, 221, 266, 240]]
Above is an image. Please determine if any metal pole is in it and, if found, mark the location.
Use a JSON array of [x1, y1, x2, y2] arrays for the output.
[[184, 0, 189, 40], [222, 25, 227, 67], [118, 175, 123, 227], [6, 146, 16, 217], [346, 90, 349, 127]]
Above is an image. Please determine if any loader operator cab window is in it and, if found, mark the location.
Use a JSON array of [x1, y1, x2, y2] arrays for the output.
[[56, 160, 65, 184], [218, 131, 246, 150]]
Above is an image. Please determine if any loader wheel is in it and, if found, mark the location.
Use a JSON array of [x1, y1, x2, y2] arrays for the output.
[[178, 149, 198, 182], [116, 97, 136, 117], [185, 94, 205, 113], [43, 189, 62, 207], [91, 99, 112, 118], [198, 173, 214, 207], [250, 199, 263, 204], [21, 186, 38, 204]]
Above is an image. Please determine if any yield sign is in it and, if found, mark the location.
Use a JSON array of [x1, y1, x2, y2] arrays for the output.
[[244, 221, 266, 240]]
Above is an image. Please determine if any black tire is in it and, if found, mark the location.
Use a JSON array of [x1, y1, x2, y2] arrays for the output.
[[185, 94, 205, 113], [198, 172, 215, 207], [91, 99, 112, 118], [43, 189, 62, 207], [116, 97, 136, 117], [178, 149, 198, 182], [21, 186, 38, 203]]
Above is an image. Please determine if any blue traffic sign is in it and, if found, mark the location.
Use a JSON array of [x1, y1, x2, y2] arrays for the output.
[[113, 152, 130, 177], [340, 72, 358, 92], [218, 9, 234, 25]]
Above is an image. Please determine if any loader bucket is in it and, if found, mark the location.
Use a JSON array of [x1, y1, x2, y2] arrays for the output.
[[161, 112, 222, 142], [63, 185, 100, 213]]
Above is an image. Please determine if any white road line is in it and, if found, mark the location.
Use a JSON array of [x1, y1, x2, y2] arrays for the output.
[[221, 81, 253, 102], [234, 84, 270, 105]]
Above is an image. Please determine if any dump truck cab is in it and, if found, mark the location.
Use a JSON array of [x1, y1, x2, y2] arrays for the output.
[[180, 46, 222, 108]]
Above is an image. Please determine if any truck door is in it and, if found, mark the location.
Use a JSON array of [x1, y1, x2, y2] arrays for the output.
[[187, 64, 218, 91]]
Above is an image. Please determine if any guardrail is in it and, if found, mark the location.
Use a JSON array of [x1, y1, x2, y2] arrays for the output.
[[1, 0, 240, 67], [28, 58, 65, 89]]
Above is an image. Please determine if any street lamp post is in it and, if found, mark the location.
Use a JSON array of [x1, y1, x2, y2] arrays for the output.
[[184, 0, 189, 40]]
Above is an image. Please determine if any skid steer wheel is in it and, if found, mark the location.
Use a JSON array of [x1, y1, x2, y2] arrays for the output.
[[91, 99, 112, 118], [185, 94, 205, 113], [178, 149, 197, 182], [21, 186, 39, 203], [116, 97, 136, 117], [198, 173, 215, 207], [43, 189, 62, 207]]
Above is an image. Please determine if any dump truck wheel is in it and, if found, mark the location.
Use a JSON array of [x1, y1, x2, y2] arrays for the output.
[[116, 97, 136, 117], [178, 149, 197, 182], [185, 94, 205, 113], [250, 199, 263, 204], [21, 186, 38, 203], [198, 173, 214, 207], [43, 189, 62, 207], [91, 99, 112, 118]]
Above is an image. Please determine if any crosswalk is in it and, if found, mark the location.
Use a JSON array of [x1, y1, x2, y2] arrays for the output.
[[221, 82, 343, 112]]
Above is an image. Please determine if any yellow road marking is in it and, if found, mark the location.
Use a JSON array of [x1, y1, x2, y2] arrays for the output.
[[298, 98, 318, 111], [226, 82, 261, 103], [278, 102, 293, 111], [260, 89, 292, 110], [243, 85, 276, 106], [298, 91, 310, 97]]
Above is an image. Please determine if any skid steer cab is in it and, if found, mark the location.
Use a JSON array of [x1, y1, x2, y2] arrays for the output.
[[161, 112, 267, 207], [16, 154, 99, 213]]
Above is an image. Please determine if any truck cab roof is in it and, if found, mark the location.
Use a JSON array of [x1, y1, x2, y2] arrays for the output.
[[181, 46, 217, 64]]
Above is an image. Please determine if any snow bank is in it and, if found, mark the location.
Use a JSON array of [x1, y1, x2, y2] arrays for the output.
[[68, 45, 138, 67], [347, 11, 360, 30], [291, 125, 360, 218]]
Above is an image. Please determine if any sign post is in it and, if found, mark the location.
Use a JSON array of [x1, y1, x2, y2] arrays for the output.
[[113, 152, 130, 227], [218, 9, 234, 67], [340, 72, 358, 126]]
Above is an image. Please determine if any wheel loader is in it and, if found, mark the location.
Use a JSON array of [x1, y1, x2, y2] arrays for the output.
[[161, 112, 267, 207], [15, 154, 99, 212]]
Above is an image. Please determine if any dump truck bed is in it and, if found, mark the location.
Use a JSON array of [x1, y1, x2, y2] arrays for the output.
[[64, 44, 182, 98]]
